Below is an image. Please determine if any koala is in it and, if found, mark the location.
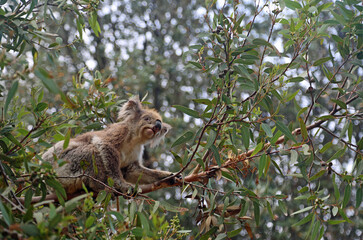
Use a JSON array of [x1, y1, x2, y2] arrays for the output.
[[42, 96, 174, 195]]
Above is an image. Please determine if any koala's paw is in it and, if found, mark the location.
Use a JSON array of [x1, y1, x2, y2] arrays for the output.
[[114, 182, 135, 197], [163, 173, 182, 185]]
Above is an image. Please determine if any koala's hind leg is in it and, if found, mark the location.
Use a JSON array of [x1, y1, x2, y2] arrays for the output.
[[121, 163, 173, 185]]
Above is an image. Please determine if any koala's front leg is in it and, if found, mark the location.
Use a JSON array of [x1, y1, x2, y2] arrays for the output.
[[122, 163, 174, 185], [94, 143, 133, 194]]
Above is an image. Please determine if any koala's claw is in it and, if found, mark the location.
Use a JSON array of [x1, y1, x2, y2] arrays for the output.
[[164, 173, 182, 185], [113, 182, 134, 197], [175, 173, 183, 182]]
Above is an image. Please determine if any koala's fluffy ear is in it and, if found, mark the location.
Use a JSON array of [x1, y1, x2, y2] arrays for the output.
[[118, 96, 142, 121]]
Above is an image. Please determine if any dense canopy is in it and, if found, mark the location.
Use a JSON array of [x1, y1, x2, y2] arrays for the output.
[[0, 0, 362, 239]]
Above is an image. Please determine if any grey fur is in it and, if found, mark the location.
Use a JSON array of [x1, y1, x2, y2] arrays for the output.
[[42, 97, 173, 195]]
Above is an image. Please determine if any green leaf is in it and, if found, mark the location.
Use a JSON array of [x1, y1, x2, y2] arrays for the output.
[[288, 77, 304, 83], [338, 207, 353, 224], [298, 186, 308, 193], [137, 212, 150, 233], [187, 61, 203, 69], [20, 224, 40, 236], [63, 194, 88, 213], [332, 206, 338, 216], [251, 141, 264, 157], [206, 57, 223, 63], [284, 0, 302, 10], [327, 148, 346, 163], [313, 57, 331, 66], [291, 206, 313, 216], [311, 220, 321, 240], [34, 102, 48, 112], [271, 159, 284, 175], [264, 155, 271, 177], [252, 38, 272, 48], [331, 99, 347, 110], [286, 89, 299, 102], [258, 154, 267, 179], [189, 45, 203, 50], [234, 13, 245, 30], [4, 133, 22, 147], [132, 227, 144, 237], [320, 141, 333, 154], [4, 81, 18, 118], [159, 201, 188, 213], [234, 65, 252, 79], [151, 201, 160, 215], [331, 34, 343, 44], [56, 37, 63, 45], [261, 123, 273, 138], [327, 219, 346, 225], [88, 11, 100, 36], [322, 65, 333, 81], [292, 212, 314, 227], [266, 200, 274, 219], [331, 10, 346, 24], [24, 189, 34, 209], [76, 17, 84, 39], [210, 144, 221, 166], [241, 126, 250, 149], [35, 68, 60, 94], [270, 130, 283, 145], [45, 179, 66, 200], [239, 54, 259, 60], [227, 228, 242, 238], [309, 170, 326, 181], [171, 131, 194, 148], [206, 130, 217, 149], [173, 105, 199, 118], [297, 106, 308, 118], [253, 201, 260, 226], [348, 122, 353, 142], [192, 98, 212, 106], [306, 214, 316, 239], [290, 150, 298, 165], [316, 115, 334, 121], [278, 200, 287, 216], [342, 184, 351, 208], [85, 122, 102, 130], [333, 174, 340, 201], [129, 201, 136, 222], [356, 186, 362, 209], [31, 129, 48, 138], [85, 216, 96, 228], [63, 128, 71, 149], [171, 152, 183, 164], [275, 121, 297, 143], [298, 118, 308, 140], [0, 199, 12, 226]]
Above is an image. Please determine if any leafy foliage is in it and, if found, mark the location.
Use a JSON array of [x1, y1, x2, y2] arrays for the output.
[[0, 0, 362, 239]]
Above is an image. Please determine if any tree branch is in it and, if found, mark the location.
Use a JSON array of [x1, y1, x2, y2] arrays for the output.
[[17, 94, 360, 205]]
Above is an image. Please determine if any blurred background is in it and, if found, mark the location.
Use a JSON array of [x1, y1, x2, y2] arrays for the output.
[[1, 0, 362, 239]]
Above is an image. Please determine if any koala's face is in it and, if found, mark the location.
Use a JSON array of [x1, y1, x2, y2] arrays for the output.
[[118, 97, 171, 147], [139, 110, 171, 147]]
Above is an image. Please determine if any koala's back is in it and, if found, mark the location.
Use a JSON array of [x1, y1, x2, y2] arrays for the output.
[[43, 132, 120, 193], [42, 96, 173, 194]]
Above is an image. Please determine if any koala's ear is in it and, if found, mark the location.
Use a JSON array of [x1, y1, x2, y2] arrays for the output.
[[118, 96, 142, 121]]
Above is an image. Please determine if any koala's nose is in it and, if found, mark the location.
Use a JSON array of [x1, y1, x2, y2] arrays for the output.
[[154, 120, 162, 131]]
